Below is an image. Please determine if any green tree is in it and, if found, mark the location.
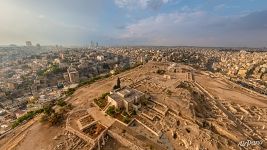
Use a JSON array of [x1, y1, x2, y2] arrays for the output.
[[106, 106, 116, 117], [48, 113, 64, 125], [56, 99, 67, 107], [43, 104, 54, 115], [123, 116, 130, 124], [117, 77, 121, 89]]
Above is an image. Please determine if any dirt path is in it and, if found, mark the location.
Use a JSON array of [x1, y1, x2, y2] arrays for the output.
[[0, 116, 40, 150]]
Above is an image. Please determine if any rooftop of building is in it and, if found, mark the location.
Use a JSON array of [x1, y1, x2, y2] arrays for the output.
[[109, 86, 144, 103]]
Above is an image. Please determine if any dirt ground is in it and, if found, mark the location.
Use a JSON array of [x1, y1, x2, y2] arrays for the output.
[[14, 123, 63, 150], [195, 73, 267, 107], [68, 65, 145, 107]]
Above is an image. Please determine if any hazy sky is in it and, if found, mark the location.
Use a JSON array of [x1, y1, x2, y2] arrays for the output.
[[1, 0, 267, 47]]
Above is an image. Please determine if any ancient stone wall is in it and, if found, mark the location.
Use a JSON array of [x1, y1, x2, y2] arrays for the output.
[[107, 130, 144, 150]]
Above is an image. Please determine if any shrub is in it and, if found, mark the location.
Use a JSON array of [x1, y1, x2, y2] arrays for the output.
[[166, 90, 172, 96], [43, 104, 54, 115], [123, 116, 131, 124], [94, 98, 106, 108], [100, 93, 110, 99], [115, 108, 121, 113], [64, 88, 76, 96], [106, 106, 116, 117], [41, 100, 72, 126], [48, 113, 64, 125], [141, 100, 148, 106], [57, 99, 67, 107], [156, 69, 166, 75], [94, 93, 109, 108], [131, 110, 137, 115], [65, 103, 73, 110], [122, 111, 128, 117]]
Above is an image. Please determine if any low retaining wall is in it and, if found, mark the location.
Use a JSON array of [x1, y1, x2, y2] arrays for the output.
[[107, 130, 144, 150], [65, 126, 94, 144], [134, 119, 161, 137], [194, 81, 214, 99]]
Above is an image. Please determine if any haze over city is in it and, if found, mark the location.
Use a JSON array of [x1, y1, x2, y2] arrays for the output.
[[1, 0, 267, 47]]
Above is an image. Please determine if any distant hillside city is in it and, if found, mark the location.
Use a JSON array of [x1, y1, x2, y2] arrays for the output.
[[0, 42, 267, 149]]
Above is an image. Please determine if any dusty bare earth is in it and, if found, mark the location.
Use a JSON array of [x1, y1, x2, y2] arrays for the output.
[[14, 123, 64, 150], [195, 72, 267, 107], [68, 65, 145, 107]]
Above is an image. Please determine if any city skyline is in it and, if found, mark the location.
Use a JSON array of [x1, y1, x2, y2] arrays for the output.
[[1, 0, 267, 47]]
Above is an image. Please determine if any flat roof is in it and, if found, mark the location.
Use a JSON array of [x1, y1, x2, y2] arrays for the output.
[[111, 87, 145, 103], [109, 93, 124, 102]]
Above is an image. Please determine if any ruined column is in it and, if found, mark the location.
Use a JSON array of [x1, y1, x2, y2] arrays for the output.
[[102, 134, 105, 145], [98, 138, 101, 150]]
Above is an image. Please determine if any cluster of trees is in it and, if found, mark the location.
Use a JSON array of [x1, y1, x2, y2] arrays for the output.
[[37, 64, 65, 76], [56, 98, 67, 107], [106, 106, 134, 124], [122, 110, 133, 124], [41, 105, 64, 126], [123, 116, 131, 124], [106, 106, 116, 117], [41, 99, 73, 126], [94, 93, 110, 109], [64, 88, 76, 96], [12, 109, 43, 128], [106, 105, 124, 115], [12, 99, 72, 129]]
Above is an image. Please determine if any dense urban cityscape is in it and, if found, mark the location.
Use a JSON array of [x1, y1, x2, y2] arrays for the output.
[[1, 0, 267, 150], [0, 42, 267, 149]]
